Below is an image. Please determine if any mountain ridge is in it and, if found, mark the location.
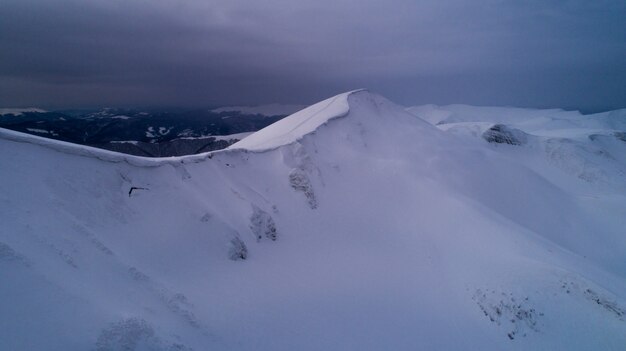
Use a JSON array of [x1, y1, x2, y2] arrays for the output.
[[1, 90, 625, 350]]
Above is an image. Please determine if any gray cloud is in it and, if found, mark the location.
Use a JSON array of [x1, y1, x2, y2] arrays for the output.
[[0, 0, 624, 110]]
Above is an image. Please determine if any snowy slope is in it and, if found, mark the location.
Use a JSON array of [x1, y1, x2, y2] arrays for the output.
[[2, 91, 626, 350], [407, 104, 626, 193], [229, 90, 356, 151], [407, 104, 626, 135]]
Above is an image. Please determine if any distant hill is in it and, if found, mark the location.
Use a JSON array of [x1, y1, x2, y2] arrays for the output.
[[0, 107, 292, 156]]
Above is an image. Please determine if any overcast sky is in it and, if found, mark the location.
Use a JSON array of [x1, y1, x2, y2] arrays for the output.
[[1, 0, 624, 110]]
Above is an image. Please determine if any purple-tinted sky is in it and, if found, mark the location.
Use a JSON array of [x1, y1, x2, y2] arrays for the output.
[[1, 0, 624, 110]]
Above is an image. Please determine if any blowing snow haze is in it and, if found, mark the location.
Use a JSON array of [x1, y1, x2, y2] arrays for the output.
[[0, 0, 625, 110]]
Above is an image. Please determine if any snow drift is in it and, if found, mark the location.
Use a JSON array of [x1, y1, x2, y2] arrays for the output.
[[1, 90, 625, 350]]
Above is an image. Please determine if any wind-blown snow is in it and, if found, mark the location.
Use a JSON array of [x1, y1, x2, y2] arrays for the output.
[[212, 103, 306, 116], [1, 91, 626, 350], [229, 90, 357, 151]]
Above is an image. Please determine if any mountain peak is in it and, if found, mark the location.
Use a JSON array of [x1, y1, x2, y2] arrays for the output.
[[229, 90, 361, 151], [227, 89, 427, 152]]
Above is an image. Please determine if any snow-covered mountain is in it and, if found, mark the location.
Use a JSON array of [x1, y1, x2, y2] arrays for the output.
[[1, 90, 625, 350], [407, 104, 626, 192]]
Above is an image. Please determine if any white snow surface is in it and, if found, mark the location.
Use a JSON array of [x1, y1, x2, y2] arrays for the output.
[[1, 90, 626, 350], [212, 103, 306, 116], [408, 103, 626, 190], [229, 90, 356, 151], [0, 107, 46, 116], [407, 104, 626, 135]]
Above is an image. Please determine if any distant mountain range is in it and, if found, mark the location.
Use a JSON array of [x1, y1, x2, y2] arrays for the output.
[[0, 106, 303, 157]]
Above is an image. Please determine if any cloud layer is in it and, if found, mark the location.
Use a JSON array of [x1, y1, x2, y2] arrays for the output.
[[1, 0, 624, 110]]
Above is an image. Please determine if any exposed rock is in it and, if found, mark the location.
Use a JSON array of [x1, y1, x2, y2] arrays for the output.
[[473, 289, 542, 340], [250, 206, 278, 241], [288, 168, 317, 209], [561, 279, 624, 320], [482, 124, 527, 145], [228, 237, 248, 261]]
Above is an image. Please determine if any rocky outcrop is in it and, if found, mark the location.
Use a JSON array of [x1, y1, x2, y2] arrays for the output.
[[288, 168, 318, 209], [482, 124, 527, 145]]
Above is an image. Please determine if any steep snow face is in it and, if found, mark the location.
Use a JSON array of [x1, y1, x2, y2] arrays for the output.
[[2, 91, 626, 350], [229, 90, 358, 151]]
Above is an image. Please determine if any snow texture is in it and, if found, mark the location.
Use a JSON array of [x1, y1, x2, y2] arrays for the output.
[[229, 90, 358, 151], [2, 90, 626, 350]]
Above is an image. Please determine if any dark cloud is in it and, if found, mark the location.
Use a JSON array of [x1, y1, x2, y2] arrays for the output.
[[0, 0, 624, 110]]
